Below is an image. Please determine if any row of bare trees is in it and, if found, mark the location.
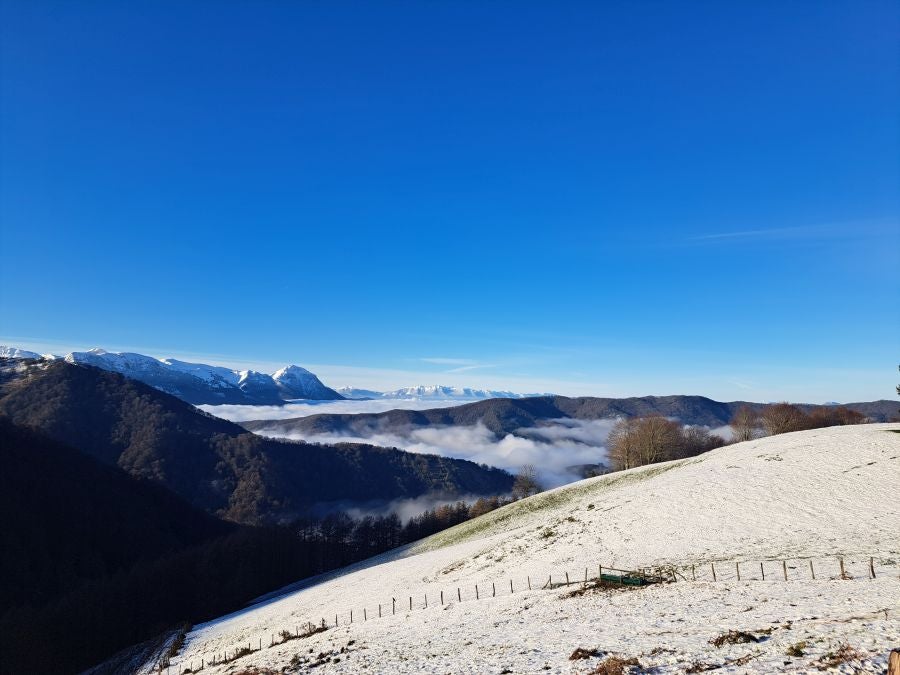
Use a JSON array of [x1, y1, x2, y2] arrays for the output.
[[730, 403, 866, 441], [607, 403, 867, 473], [607, 416, 727, 471]]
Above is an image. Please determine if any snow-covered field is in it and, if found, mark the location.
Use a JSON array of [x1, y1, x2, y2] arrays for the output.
[[160, 424, 900, 674]]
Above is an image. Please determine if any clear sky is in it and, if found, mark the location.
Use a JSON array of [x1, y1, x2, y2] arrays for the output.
[[1, 1, 898, 402]]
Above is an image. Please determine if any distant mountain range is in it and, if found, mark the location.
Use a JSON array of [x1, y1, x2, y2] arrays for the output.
[[1, 346, 548, 405], [0, 346, 343, 404], [243, 394, 899, 438], [0, 358, 513, 524], [336, 384, 547, 400]]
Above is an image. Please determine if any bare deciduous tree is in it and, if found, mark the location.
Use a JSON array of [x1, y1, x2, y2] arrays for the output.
[[807, 405, 866, 428], [678, 425, 728, 458], [511, 464, 542, 500], [760, 402, 808, 436], [633, 415, 683, 466], [729, 405, 759, 443], [607, 417, 639, 471], [608, 416, 684, 470]]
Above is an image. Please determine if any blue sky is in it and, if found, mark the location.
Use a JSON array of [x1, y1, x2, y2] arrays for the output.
[[1, 1, 898, 402]]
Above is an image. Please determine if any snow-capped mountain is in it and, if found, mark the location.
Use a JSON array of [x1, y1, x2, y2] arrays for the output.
[[336, 384, 542, 401], [58, 347, 342, 405], [335, 387, 386, 400], [272, 365, 339, 400], [384, 385, 528, 400], [0, 346, 44, 360]]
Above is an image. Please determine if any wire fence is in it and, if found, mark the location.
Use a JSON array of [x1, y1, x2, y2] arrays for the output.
[[162, 553, 894, 674]]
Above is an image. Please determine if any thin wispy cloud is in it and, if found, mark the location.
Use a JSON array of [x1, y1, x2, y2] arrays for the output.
[[689, 218, 896, 243], [420, 357, 497, 374], [691, 226, 813, 241], [420, 357, 478, 366], [445, 364, 497, 373]]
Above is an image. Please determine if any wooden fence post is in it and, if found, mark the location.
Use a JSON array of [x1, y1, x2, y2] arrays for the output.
[[364, 608, 366, 621], [510, 579, 514, 593], [839, 558, 846, 578], [492, 582, 496, 597], [350, 610, 353, 623], [392, 598, 396, 615], [565, 572, 570, 586], [809, 560, 815, 580], [782, 560, 788, 581], [760, 562, 765, 580], [378, 604, 381, 618], [736, 562, 740, 581], [711, 563, 717, 582], [424, 593, 428, 608], [441, 590, 444, 604], [870, 557, 876, 579], [476, 585, 479, 600], [409, 596, 412, 611], [691, 564, 695, 581], [584, 568, 588, 585], [528, 576, 531, 590], [457, 587, 461, 602], [887, 649, 900, 675]]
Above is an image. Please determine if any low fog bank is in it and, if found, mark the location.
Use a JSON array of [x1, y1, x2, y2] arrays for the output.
[[200, 398, 471, 422], [258, 418, 620, 488], [309, 493, 491, 521]]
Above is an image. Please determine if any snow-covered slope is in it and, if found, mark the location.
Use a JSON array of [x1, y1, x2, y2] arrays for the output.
[[161, 424, 900, 674], [61, 347, 343, 405], [0, 345, 43, 359]]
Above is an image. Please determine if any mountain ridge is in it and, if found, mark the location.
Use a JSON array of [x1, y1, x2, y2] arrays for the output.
[[0, 345, 344, 404], [242, 394, 898, 438]]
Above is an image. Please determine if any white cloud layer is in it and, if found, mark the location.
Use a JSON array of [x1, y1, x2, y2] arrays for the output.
[[251, 418, 618, 489], [200, 398, 470, 422]]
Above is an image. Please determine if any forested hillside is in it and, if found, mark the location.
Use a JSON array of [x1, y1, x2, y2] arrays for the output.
[[0, 359, 513, 524]]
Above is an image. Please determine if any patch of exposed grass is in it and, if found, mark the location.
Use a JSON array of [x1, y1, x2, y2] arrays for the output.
[[570, 647, 604, 660], [786, 641, 807, 657], [709, 630, 759, 647], [589, 655, 641, 674], [815, 643, 863, 670]]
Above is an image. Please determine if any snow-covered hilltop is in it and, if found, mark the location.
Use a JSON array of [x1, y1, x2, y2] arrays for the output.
[[0, 345, 342, 405], [160, 424, 900, 674], [0, 346, 51, 360], [337, 384, 546, 401]]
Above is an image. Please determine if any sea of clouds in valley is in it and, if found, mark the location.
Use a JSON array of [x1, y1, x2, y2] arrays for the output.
[[206, 398, 617, 488], [204, 400, 732, 494], [200, 398, 468, 422]]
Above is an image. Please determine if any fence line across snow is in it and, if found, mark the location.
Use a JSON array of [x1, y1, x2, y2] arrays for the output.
[[162, 554, 890, 673]]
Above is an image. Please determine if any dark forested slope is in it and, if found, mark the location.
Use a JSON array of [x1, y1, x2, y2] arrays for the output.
[[0, 359, 512, 524]]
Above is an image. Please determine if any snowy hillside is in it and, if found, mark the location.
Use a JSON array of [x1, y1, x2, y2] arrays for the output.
[[159, 424, 900, 674]]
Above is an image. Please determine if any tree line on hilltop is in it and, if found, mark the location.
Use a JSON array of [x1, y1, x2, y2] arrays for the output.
[[607, 403, 867, 472]]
